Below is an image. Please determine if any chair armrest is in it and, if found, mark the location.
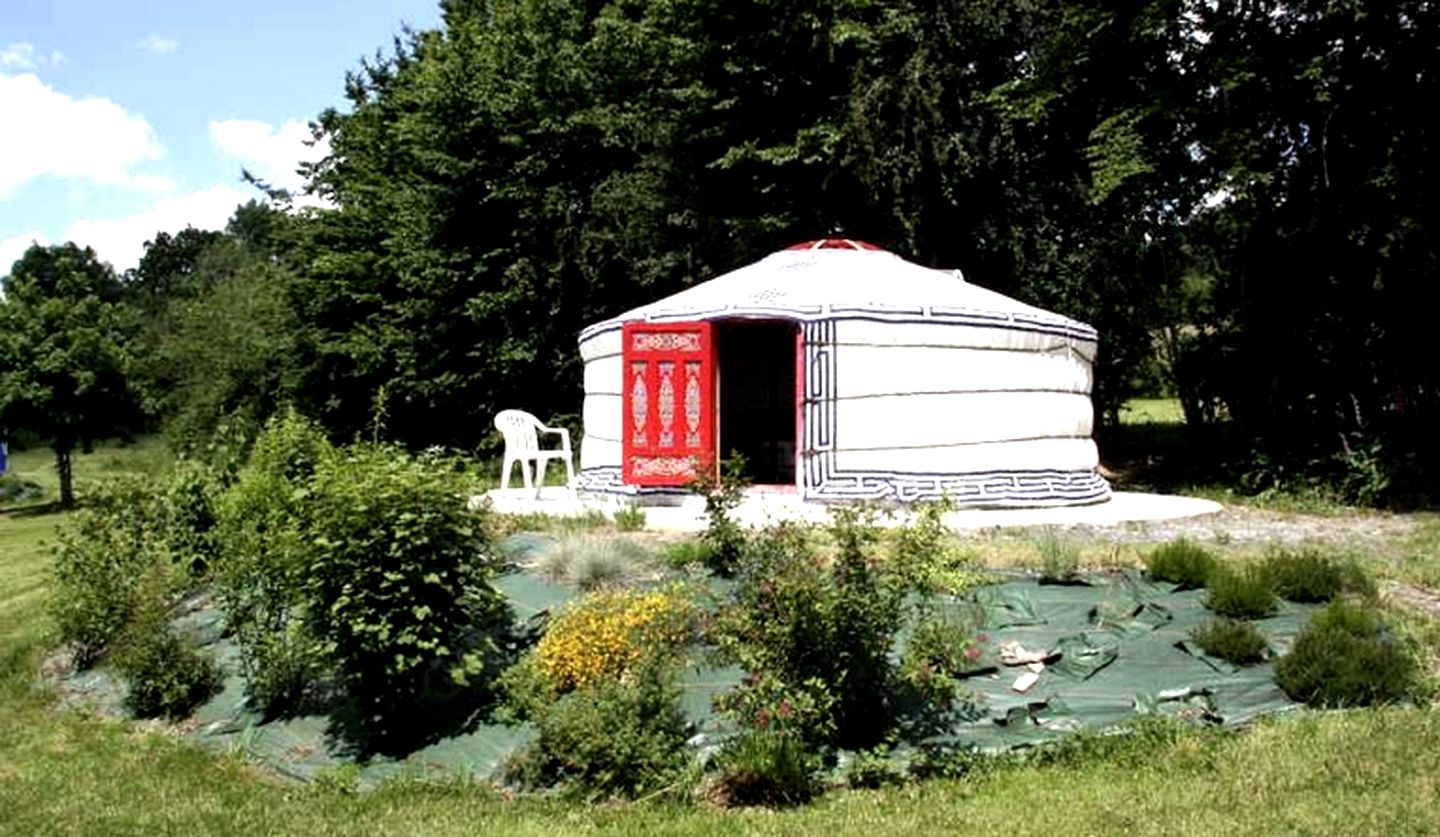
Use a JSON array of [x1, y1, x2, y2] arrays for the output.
[[540, 426, 572, 450]]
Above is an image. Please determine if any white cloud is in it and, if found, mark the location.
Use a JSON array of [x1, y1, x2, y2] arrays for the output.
[[0, 72, 165, 198], [209, 118, 330, 205], [139, 34, 180, 55], [0, 230, 48, 276], [62, 184, 252, 271], [1, 43, 37, 69], [1, 43, 65, 70]]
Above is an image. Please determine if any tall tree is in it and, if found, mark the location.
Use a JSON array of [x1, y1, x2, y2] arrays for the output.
[[0, 244, 143, 507]]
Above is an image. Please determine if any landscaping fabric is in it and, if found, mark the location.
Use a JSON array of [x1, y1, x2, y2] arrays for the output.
[[924, 569, 1315, 752], [58, 545, 1318, 787]]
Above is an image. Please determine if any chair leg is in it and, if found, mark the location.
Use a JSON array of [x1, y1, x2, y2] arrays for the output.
[[564, 455, 576, 495], [519, 457, 534, 490], [501, 456, 516, 490], [534, 459, 548, 499]]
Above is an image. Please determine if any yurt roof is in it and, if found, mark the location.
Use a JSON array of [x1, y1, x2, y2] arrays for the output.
[[580, 239, 1097, 342]]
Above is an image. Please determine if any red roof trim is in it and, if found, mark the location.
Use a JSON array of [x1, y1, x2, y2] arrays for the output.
[[784, 238, 885, 252]]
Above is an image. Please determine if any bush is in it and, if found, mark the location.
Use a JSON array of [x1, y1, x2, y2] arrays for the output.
[[216, 411, 514, 736], [1276, 601, 1421, 707], [501, 654, 692, 798], [1191, 619, 1268, 665], [690, 455, 749, 577], [214, 411, 332, 713], [158, 459, 223, 577], [51, 453, 235, 670], [51, 477, 171, 667], [712, 730, 820, 807], [842, 747, 907, 790], [112, 574, 221, 719], [1146, 539, 1218, 589], [300, 443, 509, 730], [612, 504, 646, 532], [658, 539, 708, 570], [531, 586, 694, 694], [1261, 549, 1367, 603], [891, 501, 984, 594], [901, 611, 982, 695], [0, 473, 43, 505], [711, 511, 903, 750], [1204, 564, 1278, 618]]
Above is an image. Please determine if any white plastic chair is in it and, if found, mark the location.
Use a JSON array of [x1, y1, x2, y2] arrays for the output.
[[494, 410, 576, 498]]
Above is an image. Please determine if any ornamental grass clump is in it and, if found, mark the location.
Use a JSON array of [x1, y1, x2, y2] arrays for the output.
[[1260, 549, 1370, 603], [1204, 564, 1278, 619], [1035, 530, 1082, 584], [1276, 601, 1421, 707], [1191, 618, 1269, 665], [531, 534, 657, 591], [1145, 538, 1218, 590]]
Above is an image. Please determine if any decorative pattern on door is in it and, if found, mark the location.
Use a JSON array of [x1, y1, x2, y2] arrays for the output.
[[622, 322, 714, 485]]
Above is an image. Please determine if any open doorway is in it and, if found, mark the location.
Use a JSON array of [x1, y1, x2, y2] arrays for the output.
[[715, 320, 799, 486]]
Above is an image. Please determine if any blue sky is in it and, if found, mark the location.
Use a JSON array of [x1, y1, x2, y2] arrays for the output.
[[1, 0, 442, 274]]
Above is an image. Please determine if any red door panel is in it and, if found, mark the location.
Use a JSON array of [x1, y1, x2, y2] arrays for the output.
[[622, 322, 714, 486]]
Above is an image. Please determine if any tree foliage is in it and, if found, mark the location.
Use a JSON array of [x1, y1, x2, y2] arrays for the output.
[[8, 0, 1435, 503], [0, 243, 143, 506]]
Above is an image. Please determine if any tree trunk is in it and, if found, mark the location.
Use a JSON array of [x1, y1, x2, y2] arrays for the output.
[[55, 444, 74, 509]]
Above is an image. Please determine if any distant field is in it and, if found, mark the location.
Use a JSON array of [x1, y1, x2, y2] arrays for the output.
[[1120, 397, 1184, 425]]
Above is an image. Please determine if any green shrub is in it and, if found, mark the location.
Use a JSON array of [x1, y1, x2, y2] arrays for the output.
[[1035, 530, 1081, 584], [900, 610, 981, 709], [712, 730, 820, 807], [843, 747, 907, 789], [51, 454, 235, 669], [1146, 539, 1218, 589], [690, 455, 749, 577], [712, 511, 903, 750], [1204, 565, 1278, 618], [300, 444, 510, 733], [612, 504, 646, 532], [0, 473, 43, 505], [1191, 619, 1269, 665], [112, 575, 221, 719], [214, 411, 332, 713], [502, 660, 691, 800], [1261, 549, 1369, 603], [1276, 601, 1421, 707], [891, 501, 984, 594], [158, 459, 223, 577], [658, 539, 708, 570], [50, 477, 170, 667]]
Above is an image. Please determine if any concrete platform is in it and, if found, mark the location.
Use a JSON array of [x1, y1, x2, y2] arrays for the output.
[[477, 488, 1223, 534]]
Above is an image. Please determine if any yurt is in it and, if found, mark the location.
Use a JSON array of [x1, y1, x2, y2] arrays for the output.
[[576, 239, 1110, 507]]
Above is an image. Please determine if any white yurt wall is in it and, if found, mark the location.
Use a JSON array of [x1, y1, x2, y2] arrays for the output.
[[795, 316, 1104, 505]]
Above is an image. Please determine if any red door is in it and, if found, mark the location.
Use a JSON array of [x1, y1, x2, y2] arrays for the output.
[[622, 322, 715, 486]]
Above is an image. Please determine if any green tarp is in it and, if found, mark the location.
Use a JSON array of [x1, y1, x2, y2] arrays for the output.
[[57, 544, 1317, 786]]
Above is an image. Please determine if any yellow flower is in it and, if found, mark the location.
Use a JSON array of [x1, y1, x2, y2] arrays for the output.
[[535, 587, 693, 692]]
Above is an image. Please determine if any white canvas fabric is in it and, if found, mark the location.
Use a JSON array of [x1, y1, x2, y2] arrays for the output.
[[577, 243, 1110, 507]]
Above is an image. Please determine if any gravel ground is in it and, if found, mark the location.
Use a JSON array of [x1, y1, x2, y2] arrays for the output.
[[1028, 505, 1423, 548]]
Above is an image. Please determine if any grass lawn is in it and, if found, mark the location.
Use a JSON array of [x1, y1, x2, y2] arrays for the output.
[[2, 439, 1439, 834]]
